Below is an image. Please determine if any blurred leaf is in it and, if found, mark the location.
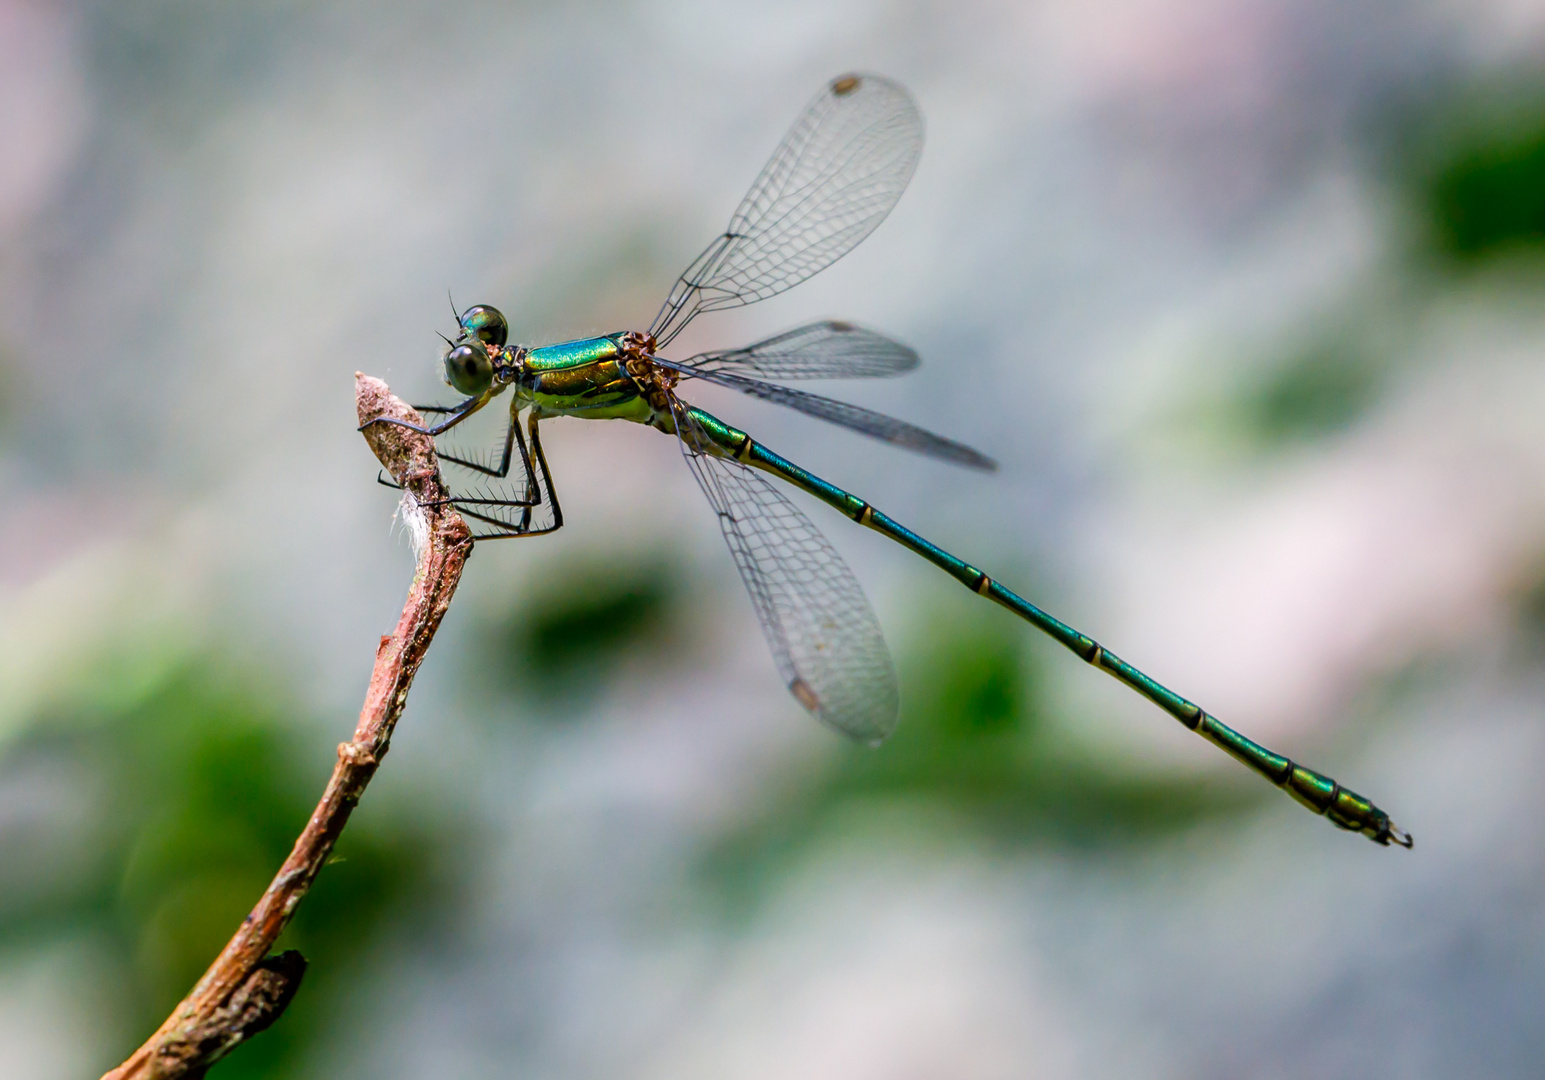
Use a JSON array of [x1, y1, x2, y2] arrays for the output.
[[1426, 114, 1545, 261], [0, 656, 470, 1078], [1387, 72, 1545, 265], [483, 554, 682, 710], [1504, 559, 1545, 667], [1242, 338, 1386, 443]]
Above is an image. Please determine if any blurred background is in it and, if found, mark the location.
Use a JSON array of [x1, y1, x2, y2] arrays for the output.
[[1, 1, 1543, 1077]]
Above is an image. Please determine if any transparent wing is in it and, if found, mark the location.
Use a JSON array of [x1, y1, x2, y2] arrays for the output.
[[683, 320, 919, 380], [650, 74, 924, 347], [665, 366, 996, 471], [677, 410, 899, 743]]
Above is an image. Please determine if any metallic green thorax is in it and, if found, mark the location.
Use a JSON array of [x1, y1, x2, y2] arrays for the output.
[[521, 335, 653, 422], [504, 341, 1405, 847]]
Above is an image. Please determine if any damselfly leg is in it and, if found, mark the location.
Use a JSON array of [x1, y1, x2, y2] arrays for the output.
[[449, 412, 564, 540], [434, 404, 536, 487], [362, 390, 489, 438]]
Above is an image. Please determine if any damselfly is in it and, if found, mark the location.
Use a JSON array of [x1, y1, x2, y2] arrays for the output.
[[369, 74, 1410, 847]]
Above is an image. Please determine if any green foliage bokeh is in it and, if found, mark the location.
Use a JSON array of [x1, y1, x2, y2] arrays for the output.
[[0, 661, 467, 1079]]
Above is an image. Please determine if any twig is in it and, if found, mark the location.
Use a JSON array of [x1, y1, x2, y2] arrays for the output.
[[101, 374, 473, 1080]]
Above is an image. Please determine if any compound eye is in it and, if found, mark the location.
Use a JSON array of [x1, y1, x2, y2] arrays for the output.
[[459, 304, 508, 347], [444, 342, 494, 396]]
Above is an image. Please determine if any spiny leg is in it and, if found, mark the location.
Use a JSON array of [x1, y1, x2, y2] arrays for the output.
[[455, 412, 563, 540], [375, 473, 540, 540], [360, 390, 489, 437], [378, 407, 540, 523], [437, 403, 532, 482], [524, 410, 563, 533], [374, 415, 535, 506]]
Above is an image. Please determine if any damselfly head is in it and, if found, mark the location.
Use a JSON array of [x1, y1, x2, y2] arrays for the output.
[[443, 338, 494, 396], [457, 304, 508, 347]]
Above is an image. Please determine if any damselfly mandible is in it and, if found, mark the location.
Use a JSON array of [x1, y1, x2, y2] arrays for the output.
[[366, 74, 1410, 848]]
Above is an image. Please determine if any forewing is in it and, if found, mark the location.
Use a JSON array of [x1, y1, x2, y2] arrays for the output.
[[684, 321, 919, 380], [684, 370, 997, 471], [650, 74, 923, 347], [677, 413, 899, 743]]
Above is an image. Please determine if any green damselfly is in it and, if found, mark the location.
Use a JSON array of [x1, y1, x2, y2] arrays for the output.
[[370, 74, 1410, 847]]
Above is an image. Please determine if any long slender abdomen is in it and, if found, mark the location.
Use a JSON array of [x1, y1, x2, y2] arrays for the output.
[[692, 413, 1410, 848]]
